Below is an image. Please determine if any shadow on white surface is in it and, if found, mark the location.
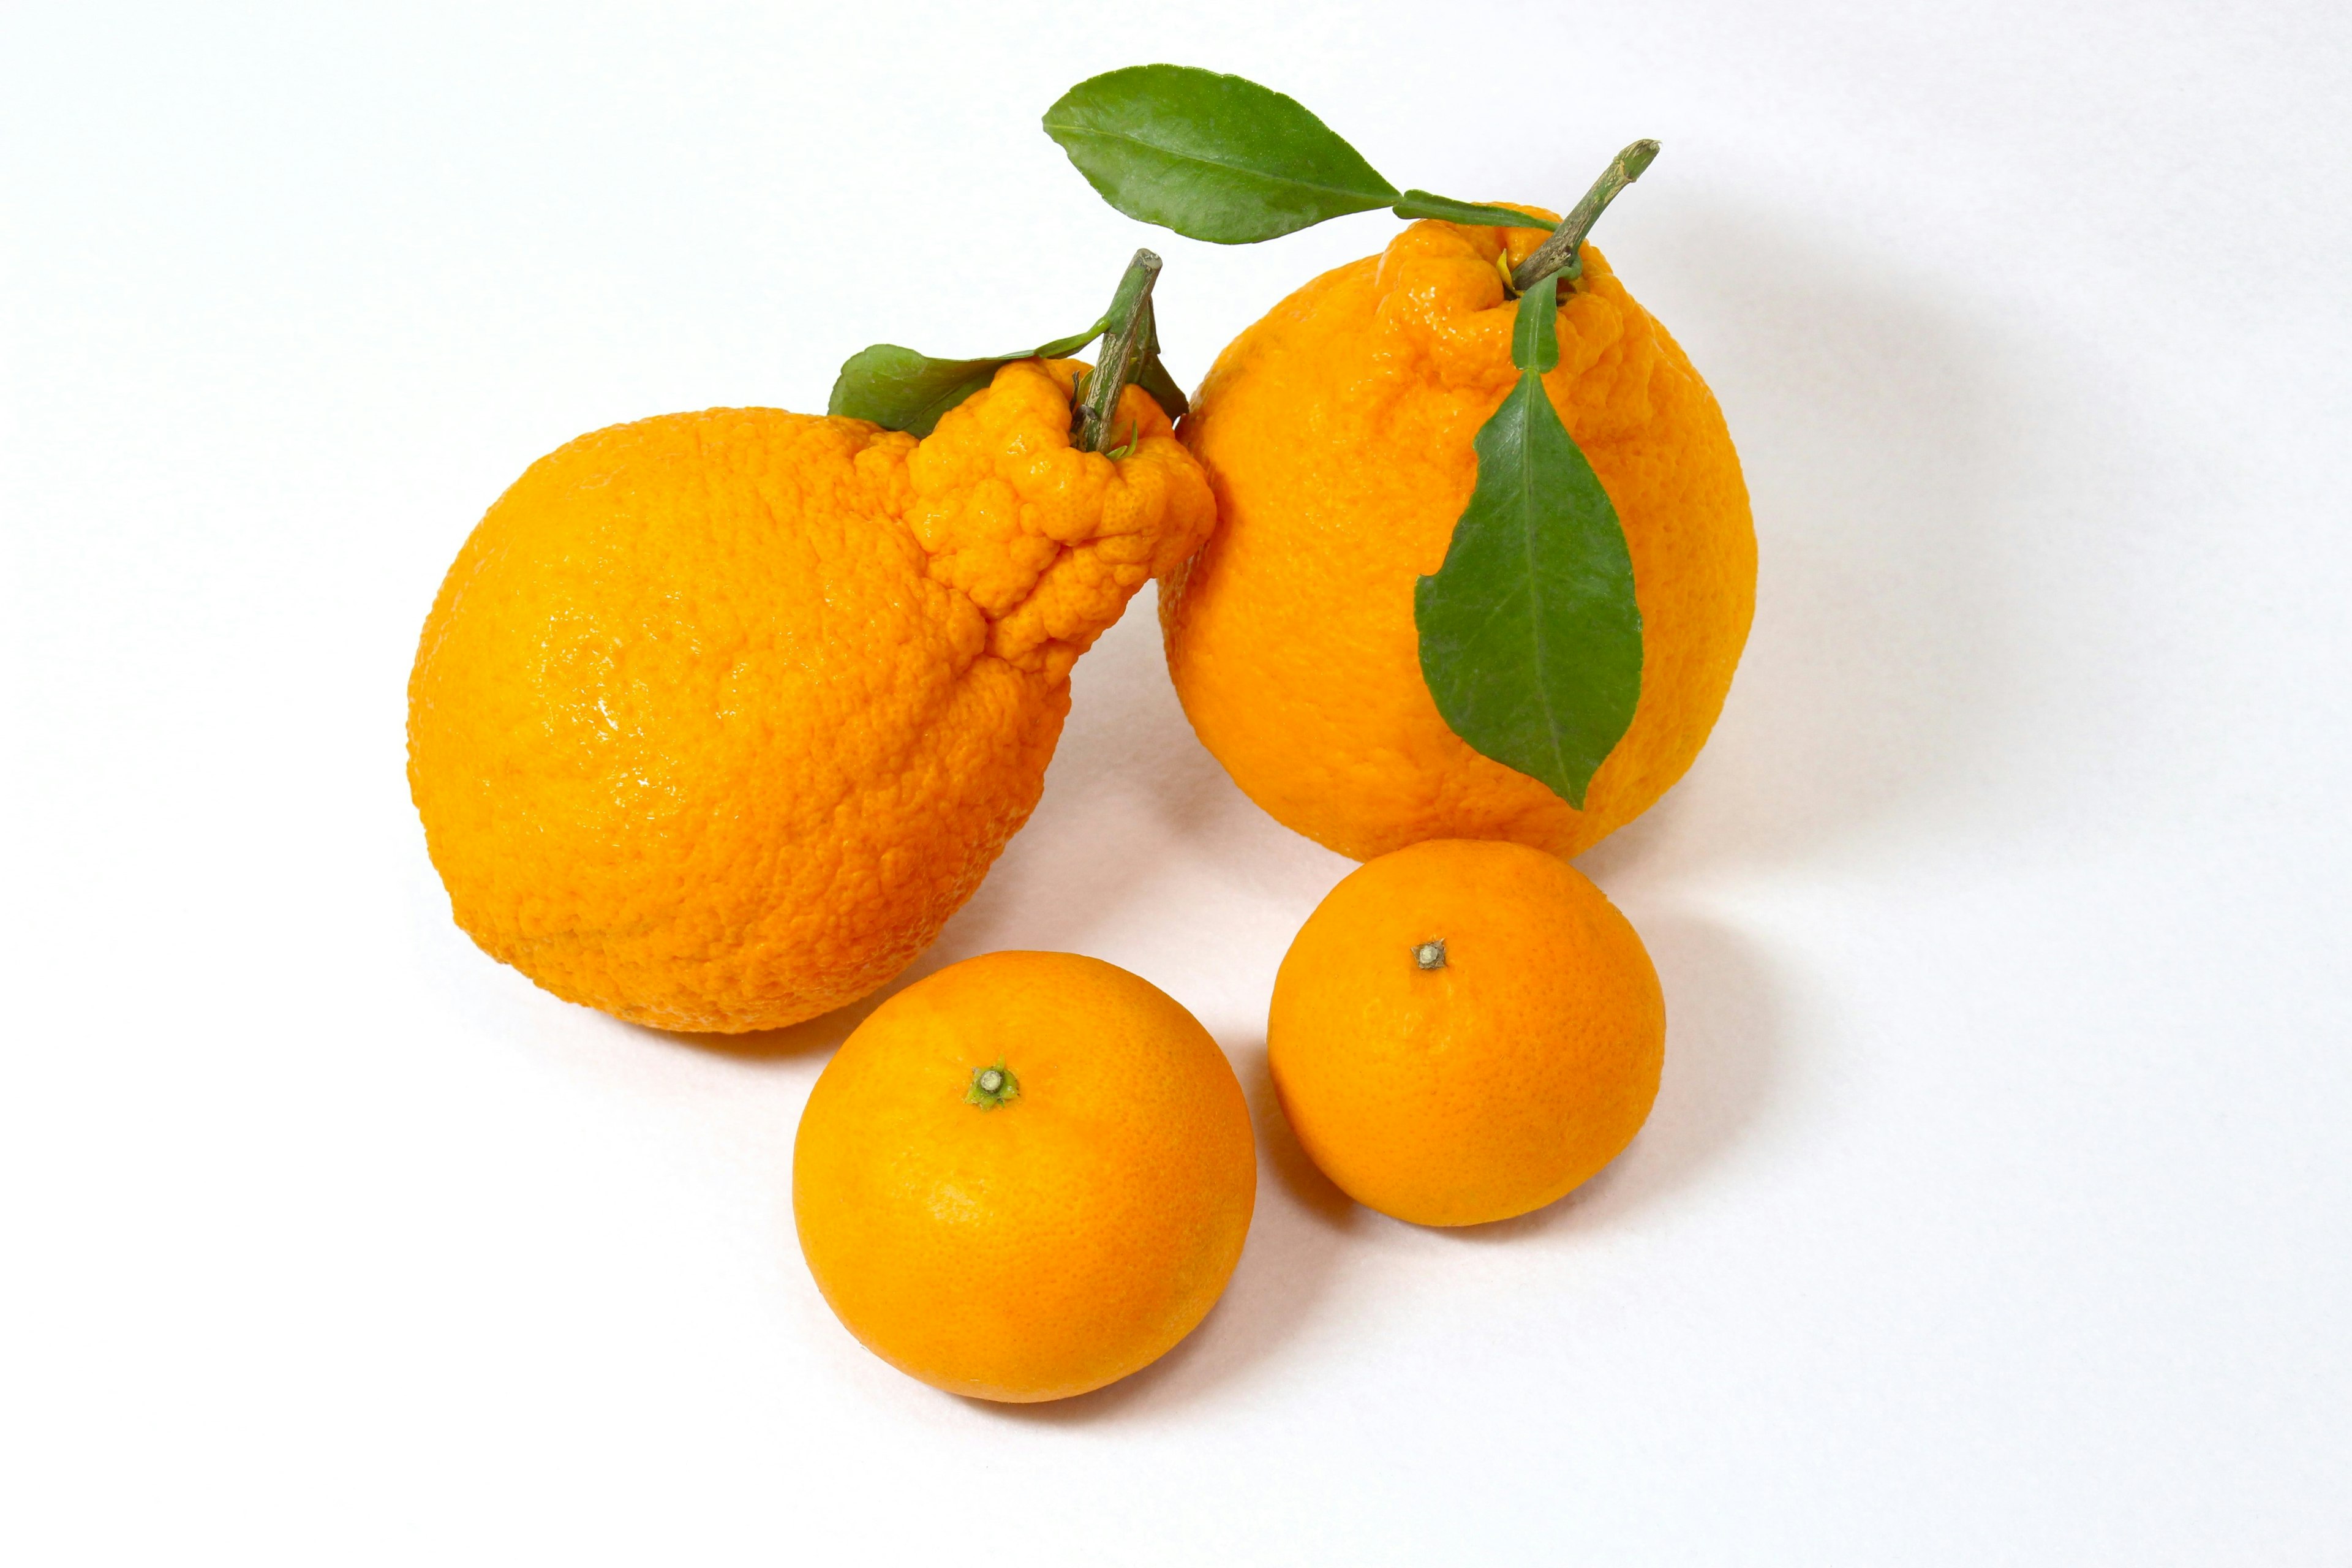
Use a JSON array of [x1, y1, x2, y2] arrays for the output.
[[636, 993, 888, 1062], [924, 585, 1352, 945], [1584, 190, 2026, 882]]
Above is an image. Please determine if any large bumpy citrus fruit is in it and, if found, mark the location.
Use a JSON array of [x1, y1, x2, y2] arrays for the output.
[[409, 363, 1212, 1032], [1268, 838, 1664, 1226], [1163, 218, 1755, 860], [794, 951, 1256, 1401]]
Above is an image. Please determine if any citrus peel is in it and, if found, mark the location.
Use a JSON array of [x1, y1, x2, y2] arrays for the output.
[[408, 360, 1212, 1031]]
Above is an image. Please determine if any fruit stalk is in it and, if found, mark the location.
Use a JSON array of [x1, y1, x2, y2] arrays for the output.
[[965, 1061, 1021, 1110], [1074, 248, 1163, 452], [1508, 140, 1660, 295]]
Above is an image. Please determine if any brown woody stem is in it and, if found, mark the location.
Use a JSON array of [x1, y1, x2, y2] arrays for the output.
[[1074, 249, 1162, 453], [1509, 140, 1660, 295]]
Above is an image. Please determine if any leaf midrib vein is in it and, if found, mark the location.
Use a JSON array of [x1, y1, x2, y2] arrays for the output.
[[1052, 121, 1393, 206], [1511, 383, 1571, 781]]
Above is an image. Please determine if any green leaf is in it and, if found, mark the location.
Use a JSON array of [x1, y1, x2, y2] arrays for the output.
[[1134, 298, 1188, 421], [1042, 64, 1400, 243], [1135, 352, 1188, 421], [1512, 268, 1563, 371], [1392, 190, 1556, 232], [1021, 325, 1109, 362], [826, 323, 1102, 437], [1414, 274, 1643, 809]]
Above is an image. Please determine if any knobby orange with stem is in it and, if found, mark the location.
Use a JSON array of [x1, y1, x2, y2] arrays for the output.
[[408, 252, 1211, 1031], [1047, 68, 1756, 860]]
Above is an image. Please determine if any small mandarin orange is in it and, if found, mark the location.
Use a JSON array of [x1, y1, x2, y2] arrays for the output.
[[1268, 839, 1664, 1227], [793, 951, 1256, 1402]]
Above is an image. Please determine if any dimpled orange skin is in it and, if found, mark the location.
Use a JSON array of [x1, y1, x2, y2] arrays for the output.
[[1268, 839, 1664, 1227], [1163, 216, 1756, 861], [793, 951, 1256, 1402], [407, 363, 1212, 1032]]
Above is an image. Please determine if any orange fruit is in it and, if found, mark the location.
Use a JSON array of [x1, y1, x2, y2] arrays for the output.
[[1163, 217, 1755, 861], [1268, 838, 1664, 1226], [407, 362, 1212, 1031], [793, 951, 1256, 1402]]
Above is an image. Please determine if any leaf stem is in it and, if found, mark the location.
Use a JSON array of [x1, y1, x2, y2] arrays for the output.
[[1074, 249, 1163, 453], [1508, 140, 1659, 295]]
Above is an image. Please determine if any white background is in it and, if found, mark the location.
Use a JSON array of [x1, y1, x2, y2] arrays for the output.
[[4, 2, 2347, 1562]]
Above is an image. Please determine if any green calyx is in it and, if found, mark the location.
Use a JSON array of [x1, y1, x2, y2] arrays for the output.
[[1413, 940, 1448, 971], [964, 1060, 1020, 1110]]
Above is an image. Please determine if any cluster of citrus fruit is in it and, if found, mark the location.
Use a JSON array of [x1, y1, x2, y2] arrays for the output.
[[407, 67, 1754, 1403]]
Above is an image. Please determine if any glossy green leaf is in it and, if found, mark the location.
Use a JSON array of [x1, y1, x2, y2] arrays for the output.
[[1511, 270, 1563, 370], [1391, 190, 1556, 232], [826, 323, 1103, 436], [1414, 273, 1643, 809], [1043, 64, 1400, 243]]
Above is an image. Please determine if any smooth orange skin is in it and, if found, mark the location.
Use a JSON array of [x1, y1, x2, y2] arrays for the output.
[[1164, 216, 1757, 861], [793, 952, 1256, 1403], [1268, 839, 1664, 1227], [407, 363, 1212, 1031]]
